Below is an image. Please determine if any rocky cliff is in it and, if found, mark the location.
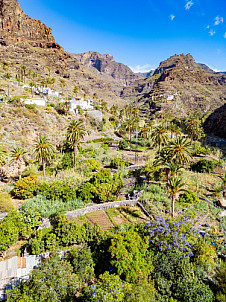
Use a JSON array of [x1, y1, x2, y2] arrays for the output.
[[203, 104, 226, 139], [0, 0, 62, 49], [72, 51, 138, 87]]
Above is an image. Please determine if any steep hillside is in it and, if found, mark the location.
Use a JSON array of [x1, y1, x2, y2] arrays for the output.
[[203, 103, 226, 139], [0, 0, 125, 105], [122, 54, 226, 116], [72, 51, 138, 89]]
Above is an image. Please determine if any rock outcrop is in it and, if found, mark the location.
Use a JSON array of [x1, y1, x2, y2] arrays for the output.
[[72, 51, 138, 86], [0, 0, 62, 49], [203, 103, 226, 139]]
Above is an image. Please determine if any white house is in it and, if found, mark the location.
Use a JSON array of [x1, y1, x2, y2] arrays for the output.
[[70, 97, 93, 111], [24, 98, 46, 107]]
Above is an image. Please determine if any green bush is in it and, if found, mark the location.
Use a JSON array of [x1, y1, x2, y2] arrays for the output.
[[76, 182, 96, 203], [119, 139, 129, 150], [76, 169, 123, 203], [25, 104, 38, 114], [12, 175, 37, 199], [109, 116, 119, 127], [101, 143, 109, 151], [37, 181, 77, 202], [58, 151, 74, 170], [179, 190, 199, 204], [191, 159, 215, 173], [84, 158, 101, 171], [110, 157, 130, 168], [0, 191, 15, 212]]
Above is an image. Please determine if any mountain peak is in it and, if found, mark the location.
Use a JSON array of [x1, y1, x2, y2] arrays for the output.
[[0, 0, 62, 49]]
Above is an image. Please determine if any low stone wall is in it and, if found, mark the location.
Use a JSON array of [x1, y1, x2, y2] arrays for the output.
[[66, 200, 137, 221]]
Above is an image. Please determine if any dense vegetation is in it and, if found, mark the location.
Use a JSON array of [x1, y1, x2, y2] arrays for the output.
[[0, 90, 225, 301]]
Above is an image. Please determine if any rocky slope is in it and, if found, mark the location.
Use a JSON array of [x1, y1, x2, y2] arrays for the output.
[[203, 103, 226, 139], [72, 51, 138, 87], [122, 54, 226, 115]]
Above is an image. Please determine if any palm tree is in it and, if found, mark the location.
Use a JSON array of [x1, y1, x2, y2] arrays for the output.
[[4, 72, 12, 96], [164, 161, 183, 180], [66, 120, 86, 169], [33, 136, 55, 177], [60, 79, 66, 95], [20, 65, 26, 83], [123, 118, 139, 151], [110, 105, 118, 116], [151, 126, 168, 154], [29, 81, 35, 97], [10, 146, 27, 180], [73, 85, 79, 97], [167, 175, 186, 217], [167, 137, 192, 165], [45, 66, 51, 77]]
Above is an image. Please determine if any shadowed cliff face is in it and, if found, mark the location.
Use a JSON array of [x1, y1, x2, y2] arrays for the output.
[[0, 0, 62, 49], [204, 104, 226, 139]]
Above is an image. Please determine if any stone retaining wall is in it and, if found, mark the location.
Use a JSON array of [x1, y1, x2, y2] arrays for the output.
[[66, 200, 137, 221]]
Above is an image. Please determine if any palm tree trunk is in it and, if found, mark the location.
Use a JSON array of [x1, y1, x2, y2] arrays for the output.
[[171, 197, 175, 218], [42, 160, 46, 177], [74, 142, 77, 169], [159, 142, 161, 154], [130, 129, 132, 151], [194, 140, 197, 153]]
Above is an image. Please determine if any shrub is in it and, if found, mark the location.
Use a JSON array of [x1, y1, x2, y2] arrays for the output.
[[84, 158, 101, 171], [101, 143, 109, 151], [88, 272, 129, 302], [179, 190, 199, 204], [76, 169, 123, 203], [12, 175, 37, 199], [109, 116, 119, 127], [20, 195, 85, 218], [119, 139, 129, 150], [191, 159, 214, 173], [110, 157, 130, 168], [37, 181, 77, 202], [25, 104, 38, 114], [0, 191, 14, 212], [58, 151, 74, 170], [76, 182, 96, 203], [146, 214, 199, 257]]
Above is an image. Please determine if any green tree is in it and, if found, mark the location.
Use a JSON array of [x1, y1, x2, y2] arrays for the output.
[[60, 79, 66, 94], [151, 126, 168, 154], [66, 120, 86, 169], [20, 65, 26, 83], [10, 146, 27, 180], [33, 135, 55, 177], [4, 72, 11, 96], [167, 175, 186, 217], [7, 254, 78, 302], [167, 137, 192, 165], [73, 85, 79, 97], [109, 229, 153, 283], [29, 81, 35, 97], [122, 118, 139, 151]]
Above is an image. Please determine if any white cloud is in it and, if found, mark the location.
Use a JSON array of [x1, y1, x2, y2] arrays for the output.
[[129, 64, 155, 73], [185, 0, 194, 10], [206, 25, 210, 29], [209, 30, 216, 36], [214, 16, 223, 25], [224, 32, 226, 38], [170, 14, 175, 21]]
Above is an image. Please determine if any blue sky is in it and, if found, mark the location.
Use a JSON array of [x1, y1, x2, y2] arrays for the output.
[[20, 0, 226, 72]]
